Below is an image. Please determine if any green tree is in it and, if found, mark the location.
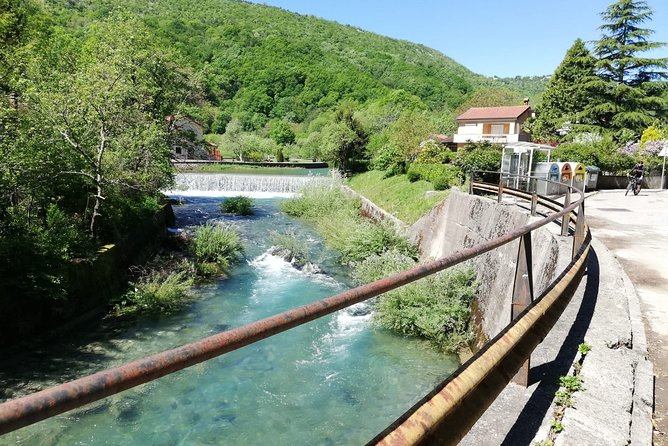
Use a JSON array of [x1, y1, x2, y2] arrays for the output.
[[321, 102, 368, 173], [585, 0, 668, 139], [529, 39, 599, 141], [269, 119, 296, 146], [222, 118, 247, 161], [26, 19, 181, 237], [0, 0, 44, 95], [453, 141, 503, 173]]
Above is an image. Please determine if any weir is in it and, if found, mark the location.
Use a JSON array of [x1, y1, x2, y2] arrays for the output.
[[170, 172, 332, 195]]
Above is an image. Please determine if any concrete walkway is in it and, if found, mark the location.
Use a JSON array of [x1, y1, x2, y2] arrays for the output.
[[460, 188, 666, 445], [585, 189, 668, 445]]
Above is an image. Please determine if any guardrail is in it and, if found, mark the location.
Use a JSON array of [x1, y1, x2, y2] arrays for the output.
[[0, 172, 590, 445], [371, 173, 589, 445]]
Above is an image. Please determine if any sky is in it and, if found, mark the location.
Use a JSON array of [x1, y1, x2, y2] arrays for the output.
[[246, 0, 668, 78]]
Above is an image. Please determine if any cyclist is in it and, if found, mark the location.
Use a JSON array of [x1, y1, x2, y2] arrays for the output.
[[630, 161, 646, 180], [626, 161, 645, 196]]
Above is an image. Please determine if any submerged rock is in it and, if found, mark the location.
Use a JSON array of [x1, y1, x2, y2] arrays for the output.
[[268, 247, 321, 274]]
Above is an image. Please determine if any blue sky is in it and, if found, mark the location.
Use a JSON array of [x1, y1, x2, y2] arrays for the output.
[[246, 0, 668, 78]]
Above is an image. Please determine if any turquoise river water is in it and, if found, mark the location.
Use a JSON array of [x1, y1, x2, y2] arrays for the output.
[[0, 194, 459, 445]]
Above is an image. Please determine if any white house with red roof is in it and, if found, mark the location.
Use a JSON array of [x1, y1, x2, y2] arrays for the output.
[[453, 103, 533, 148]]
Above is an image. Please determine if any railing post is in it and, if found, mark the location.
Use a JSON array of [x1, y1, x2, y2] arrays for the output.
[[511, 233, 534, 387], [560, 188, 571, 236], [497, 174, 504, 203], [531, 192, 538, 216], [572, 201, 585, 258], [468, 177, 473, 195]]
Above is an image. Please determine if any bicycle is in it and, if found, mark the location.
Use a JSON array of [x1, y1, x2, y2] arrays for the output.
[[625, 174, 642, 196]]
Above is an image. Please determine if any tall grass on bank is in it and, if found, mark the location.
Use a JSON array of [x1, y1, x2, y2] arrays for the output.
[[114, 223, 245, 316], [281, 184, 416, 264], [352, 250, 477, 353], [282, 182, 477, 352], [115, 263, 194, 317], [191, 222, 245, 276], [347, 171, 448, 224]]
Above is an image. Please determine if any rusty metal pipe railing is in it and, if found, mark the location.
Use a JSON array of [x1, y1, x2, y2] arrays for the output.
[[371, 234, 590, 445], [0, 173, 587, 438], [367, 175, 590, 444]]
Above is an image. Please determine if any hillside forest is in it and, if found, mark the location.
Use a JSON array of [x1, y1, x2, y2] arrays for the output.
[[0, 0, 666, 305]]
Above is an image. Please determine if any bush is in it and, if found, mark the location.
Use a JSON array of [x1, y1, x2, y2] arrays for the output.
[[406, 163, 462, 189], [339, 221, 417, 264], [383, 161, 406, 178], [352, 250, 477, 352], [432, 176, 451, 191], [191, 222, 244, 270], [406, 169, 421, 183], [221, 196, 253, 216], [115, 267, 194, 316], [415, 141, 453, 164], [551, 137, 635, 173], [453, 141, 503, 173]]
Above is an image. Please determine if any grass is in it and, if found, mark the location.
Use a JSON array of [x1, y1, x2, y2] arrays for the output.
[[281, 184, 416, 264], [191, 222, 244, 271], [283, 184, 477, 353], [221, 196, 253, 216], [114, 265, 194, 317], [352, 250, 477, 353], [535, 343, 592, 445], [347, 171, 449, 224]]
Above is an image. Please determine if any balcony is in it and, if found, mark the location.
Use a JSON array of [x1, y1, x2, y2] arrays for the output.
[[453, 133, 524, 144]]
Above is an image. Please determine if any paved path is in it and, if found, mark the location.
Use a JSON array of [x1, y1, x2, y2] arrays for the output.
[[461, 188, 664, 445], [585, 189, 668, 444]]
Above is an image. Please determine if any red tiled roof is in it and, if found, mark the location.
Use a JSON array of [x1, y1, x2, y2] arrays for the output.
[[457, 105, 531, 121]]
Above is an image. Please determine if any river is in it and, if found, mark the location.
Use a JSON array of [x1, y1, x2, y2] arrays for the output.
[[0, 186, 459, 445]]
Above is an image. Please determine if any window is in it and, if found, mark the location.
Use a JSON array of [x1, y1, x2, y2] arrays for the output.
[[490, 124, 505, 134]]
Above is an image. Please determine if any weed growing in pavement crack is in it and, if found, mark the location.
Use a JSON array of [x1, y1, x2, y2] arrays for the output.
[[534, 343, 591, 445]]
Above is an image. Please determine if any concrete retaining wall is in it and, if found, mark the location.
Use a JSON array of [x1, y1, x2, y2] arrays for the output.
[[598, 174, 665, 190], [408, 190, 565, 346], [340, 185, 407, 233]]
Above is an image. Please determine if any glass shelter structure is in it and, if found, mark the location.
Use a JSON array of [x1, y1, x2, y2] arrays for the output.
[[500, 142, 555, 190]]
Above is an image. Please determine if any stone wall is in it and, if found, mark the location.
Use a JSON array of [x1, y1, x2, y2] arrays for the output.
[[408, 190, 565, 346]]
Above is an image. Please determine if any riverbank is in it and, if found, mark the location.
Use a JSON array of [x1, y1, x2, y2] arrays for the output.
[[0, 205, 174, 349]]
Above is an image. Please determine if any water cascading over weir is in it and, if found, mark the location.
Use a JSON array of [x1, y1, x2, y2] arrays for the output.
[[170, 172, 332, 195]]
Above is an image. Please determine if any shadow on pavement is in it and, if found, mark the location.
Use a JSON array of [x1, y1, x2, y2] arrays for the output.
[[501, 249, 600, 445]]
